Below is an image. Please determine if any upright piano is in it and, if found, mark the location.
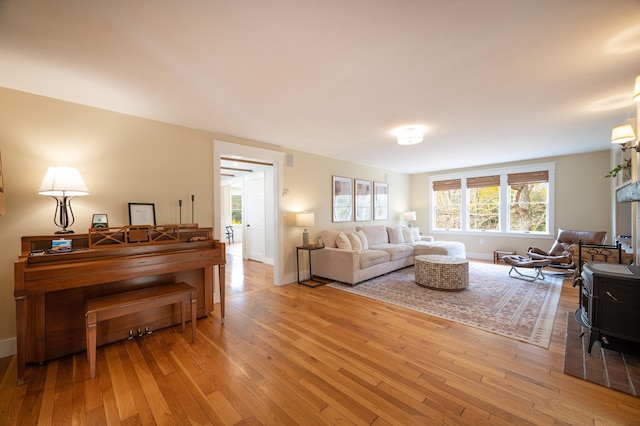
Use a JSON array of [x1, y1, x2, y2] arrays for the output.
[[14, 226, 225, 383]]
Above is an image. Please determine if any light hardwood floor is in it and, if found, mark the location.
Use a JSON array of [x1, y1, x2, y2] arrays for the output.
[[1, 245, 640, 425]]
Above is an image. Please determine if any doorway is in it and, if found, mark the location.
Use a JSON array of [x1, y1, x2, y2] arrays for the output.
[[213, 141, 285, 285]]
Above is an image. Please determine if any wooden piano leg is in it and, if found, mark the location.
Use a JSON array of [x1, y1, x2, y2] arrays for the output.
[[219, 263, 225, 324], [190, 295, 197, 342], [14, 295, 27, 385], [86, 312, 97, 379]]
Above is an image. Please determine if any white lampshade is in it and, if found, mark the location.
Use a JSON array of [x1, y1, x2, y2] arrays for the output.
[[611, 124, 636, 145], [634, 74, 640, 102], [38, 166, 89, 197], [296, 212, 315, 228], [403, 211, 417, 221]]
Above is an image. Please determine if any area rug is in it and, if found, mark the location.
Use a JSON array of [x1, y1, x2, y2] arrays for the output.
[[563, 312, 640, 396], [327, 262, 562, 348]]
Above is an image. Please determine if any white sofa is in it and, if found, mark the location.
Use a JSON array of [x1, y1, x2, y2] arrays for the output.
[[310, 225, 465, 285]]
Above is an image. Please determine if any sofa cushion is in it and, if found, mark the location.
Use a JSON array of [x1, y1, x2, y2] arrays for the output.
[[359, 249, 391, 269], [370, 243, 414, 261], [320, 227, 357, 248], [348, 232, 362, 251], [356, 230, 369, 251], [412, 241, 466, 258], [387, 226, 405, 244], [336, 232, 352, 250], [357, 225, 388, 246], [402, 227, 415, 243]]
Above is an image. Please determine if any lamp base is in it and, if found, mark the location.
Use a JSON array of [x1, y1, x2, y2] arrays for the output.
[[302, 230, 309, 247], [55, 229, 74, 234]]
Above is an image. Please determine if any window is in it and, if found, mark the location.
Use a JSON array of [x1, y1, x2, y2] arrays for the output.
[[467, 175, 500, 231], [231, 192, 242, 225], [430, 163, 554, 235], [508, 171, 548, 233], [433, 179, 461, 230]]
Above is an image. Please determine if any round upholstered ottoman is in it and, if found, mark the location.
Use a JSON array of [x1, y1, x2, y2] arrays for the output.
[[415, 254, 469, 290]]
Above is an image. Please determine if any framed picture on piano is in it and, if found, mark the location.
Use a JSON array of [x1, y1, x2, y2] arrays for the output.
[[91, 214, 108, 229], [128, 203, 156, 226]]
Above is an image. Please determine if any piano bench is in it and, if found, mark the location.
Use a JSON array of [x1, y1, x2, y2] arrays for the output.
[[85, 281, 197, 379]]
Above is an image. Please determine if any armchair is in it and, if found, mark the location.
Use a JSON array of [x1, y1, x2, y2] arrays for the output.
[[527, 229, 607, 269]]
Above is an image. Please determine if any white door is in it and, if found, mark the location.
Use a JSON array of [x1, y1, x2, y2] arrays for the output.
[[244, 172, 265, 262]]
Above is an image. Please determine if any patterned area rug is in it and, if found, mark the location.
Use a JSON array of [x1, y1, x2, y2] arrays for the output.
[[327, 262, 563, 348]]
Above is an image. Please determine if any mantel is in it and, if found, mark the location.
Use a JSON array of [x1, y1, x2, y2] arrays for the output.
[[616, 181, 640, 203]]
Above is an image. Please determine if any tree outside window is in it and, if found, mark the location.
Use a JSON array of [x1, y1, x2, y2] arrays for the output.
[[431, 166, 552, 234], [467, 175, 500, 231], [433, 179, 461, 230], [509, 182, 548, 232], [231, 193, 242, 225]]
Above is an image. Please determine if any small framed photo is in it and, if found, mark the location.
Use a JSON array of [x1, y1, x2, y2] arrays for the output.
[[355, 179, 372, 221], [374, 181, 389, 221], [332, 176, 353, 222], [91, 214, 109, 228], [128, 203, 156, 226]]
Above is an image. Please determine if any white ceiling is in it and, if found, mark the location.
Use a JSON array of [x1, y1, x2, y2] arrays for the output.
[[1, 0, 639, 174]]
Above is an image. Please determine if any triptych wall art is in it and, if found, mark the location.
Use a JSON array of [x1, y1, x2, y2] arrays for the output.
[[332, 176, 388, 223]]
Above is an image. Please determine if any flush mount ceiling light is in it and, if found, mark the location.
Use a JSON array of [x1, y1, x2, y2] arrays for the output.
[[393, 125, 426, 145]]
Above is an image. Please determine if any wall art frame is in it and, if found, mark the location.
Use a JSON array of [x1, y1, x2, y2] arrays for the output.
[[128, 203, 156, 226], [374, 181, 389, 221], [355, 179, 372, 221], [332, 176, 353, 222]]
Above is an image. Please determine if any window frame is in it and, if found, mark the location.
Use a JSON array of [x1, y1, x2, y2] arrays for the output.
[[429, 162, 555, 237]]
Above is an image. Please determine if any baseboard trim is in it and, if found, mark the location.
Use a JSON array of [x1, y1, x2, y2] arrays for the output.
[[0, 337, 17, 359]]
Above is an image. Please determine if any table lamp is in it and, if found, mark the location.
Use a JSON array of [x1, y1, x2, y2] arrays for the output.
[[296, 211, 315, 247], [38, 166, 89, 234], [404, 211, 416, 227]]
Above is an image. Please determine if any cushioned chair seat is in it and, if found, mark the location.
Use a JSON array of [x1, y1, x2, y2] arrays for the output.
[[527, 229, 606, 269], [503, 255, 552, 282]]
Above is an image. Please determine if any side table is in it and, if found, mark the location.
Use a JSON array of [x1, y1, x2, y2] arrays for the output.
[[296, 245, 325, 287]]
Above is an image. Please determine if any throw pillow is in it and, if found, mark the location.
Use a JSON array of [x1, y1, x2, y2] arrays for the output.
[[320, 230, 339, 248], [357, 225, 388, 245], [387, 226, 405, 244], [336, 232, 352, 250], [348, 232, 363, 251], [402, 227, 415, 243], [412, 227, 421, 241], [356, 230, 369, 251]]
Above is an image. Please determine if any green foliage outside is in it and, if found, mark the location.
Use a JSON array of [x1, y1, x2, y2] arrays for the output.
[[231, 194, 242, 225], [433, 182, 547, 232], [468, 186, 499, 231], [509, 183, 547, 232]]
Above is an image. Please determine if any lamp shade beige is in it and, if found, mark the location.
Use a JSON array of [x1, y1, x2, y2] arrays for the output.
[[38, 166, 89, 197], [634, 74, 640, 102], [403, 211, 417, 221], [611, 124, 636, 145], [296, 212, 315, 228]]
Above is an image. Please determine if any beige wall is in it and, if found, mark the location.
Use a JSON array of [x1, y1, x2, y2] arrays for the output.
[[410, 150, 613, 259], [0, 88, 411, 351], [282, 150, 410, 278]]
